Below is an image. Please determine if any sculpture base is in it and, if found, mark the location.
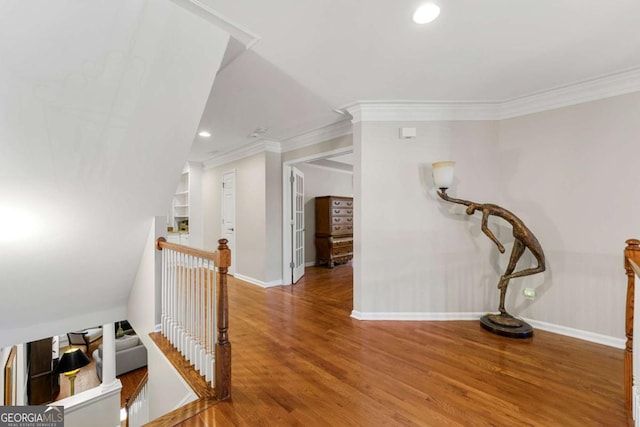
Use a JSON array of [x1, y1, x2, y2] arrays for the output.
[[480, 313, 533, 339]]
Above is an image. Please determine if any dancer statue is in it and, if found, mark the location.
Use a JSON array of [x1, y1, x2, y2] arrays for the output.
[[437, 190, 545, 337]]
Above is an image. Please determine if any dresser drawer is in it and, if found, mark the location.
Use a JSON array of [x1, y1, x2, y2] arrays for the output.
[[333, 238, 352, 249], [332, 224, 353, 235], [331, 208, 353, 217], [332, 245, 352, 256], [331, 199, 354, 209], [331, 216, 353, 225]]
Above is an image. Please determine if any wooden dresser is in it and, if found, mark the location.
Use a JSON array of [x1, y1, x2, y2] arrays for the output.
[[315, 196, 353, 268]]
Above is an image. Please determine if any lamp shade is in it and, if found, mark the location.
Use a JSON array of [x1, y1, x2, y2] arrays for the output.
[[432, 161, 455, 190], [57, 347, 90, 373]]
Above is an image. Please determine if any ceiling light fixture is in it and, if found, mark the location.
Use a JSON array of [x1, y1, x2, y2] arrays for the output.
[[413, 3, 440, 24], [198, 131, 211, 137]]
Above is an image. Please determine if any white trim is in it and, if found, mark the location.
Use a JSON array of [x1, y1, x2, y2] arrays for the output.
[[303, 161, 353, 175], [351, 310, 485, 321], [344, 101, 499, 123], [171, 0, 261, 49], [499, 66, 640, 119], [350, 310, 625, 348], [523, 318, 625, 349], [287, 146, 354, 166], [281, 120, 353, 152], [304, 261, 316, 267], [203, 140, 282, 169], [54, 380, 122, 409], [234, 273, 282, 288], [343, 67, 640, 123]]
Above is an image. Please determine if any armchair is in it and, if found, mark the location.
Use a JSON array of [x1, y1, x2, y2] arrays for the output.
[[67, 327, 103, 354]]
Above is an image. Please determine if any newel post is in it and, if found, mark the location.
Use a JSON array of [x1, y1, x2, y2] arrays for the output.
[[215, 238, 232, 400], [624, 238, 640, 411]]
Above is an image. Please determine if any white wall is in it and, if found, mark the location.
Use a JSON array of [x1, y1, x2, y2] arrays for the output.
[[354, 120, 502, 317], [496, 92, 640, 338], [295, 164, 353, 264]]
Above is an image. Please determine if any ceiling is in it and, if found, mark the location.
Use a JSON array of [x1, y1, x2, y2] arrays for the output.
[[190, 0, 640, 162]]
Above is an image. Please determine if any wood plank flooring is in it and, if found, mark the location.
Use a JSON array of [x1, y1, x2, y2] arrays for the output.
[[176, 264, 627, 426]]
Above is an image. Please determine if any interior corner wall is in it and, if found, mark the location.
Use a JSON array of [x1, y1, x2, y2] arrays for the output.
[[203, 152, 268, 283], [354, 120, 502, 315], [496, 92, 640, 338], [296, 164, 353, 264]]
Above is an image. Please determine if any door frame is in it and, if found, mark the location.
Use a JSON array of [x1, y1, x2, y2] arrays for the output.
[[221, 168, 236, 276], [281, 146, 353, 285]]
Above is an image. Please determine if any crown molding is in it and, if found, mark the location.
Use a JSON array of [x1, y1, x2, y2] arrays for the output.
[[280, 119, 353, 153], [498, 67, 640, 119], [171, 0, 261, 49], [203, 139, 281, 169], [344, 101, 499, 122], [343, 67, 640, 122]]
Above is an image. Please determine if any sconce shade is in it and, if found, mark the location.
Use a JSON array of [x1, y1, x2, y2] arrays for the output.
[[432, 161, 455, 190], [57, 347, 90, 374]]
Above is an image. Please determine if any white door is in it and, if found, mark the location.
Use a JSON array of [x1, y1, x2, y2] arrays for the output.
[[221, 170, 236, 276], [291, 166, 305, 283]]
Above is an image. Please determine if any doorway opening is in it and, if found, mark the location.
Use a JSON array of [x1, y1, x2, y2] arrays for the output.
[[281, 147, 353, 286]]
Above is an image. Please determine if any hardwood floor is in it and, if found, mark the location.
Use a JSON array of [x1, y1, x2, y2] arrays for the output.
[[177, 264, 627, 426]]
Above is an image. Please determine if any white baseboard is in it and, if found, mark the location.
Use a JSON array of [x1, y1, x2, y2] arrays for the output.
[[351, 310, 625, 349], [523, 317, 625, 349], [234, 273, 282, 288], [304, 261, 316, 267], [351, 310, 485, 321]]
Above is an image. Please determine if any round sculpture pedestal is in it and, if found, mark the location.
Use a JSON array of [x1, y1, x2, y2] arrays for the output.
[[480, 313, 533, 339]]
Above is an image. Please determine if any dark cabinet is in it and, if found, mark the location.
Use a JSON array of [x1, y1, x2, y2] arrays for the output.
[[27, 337, 59, 404], [315, 196, 354, 267]]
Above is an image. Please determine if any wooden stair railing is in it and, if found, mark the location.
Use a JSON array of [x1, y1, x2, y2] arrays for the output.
[[125, 372, 148, 427], [155, 237, 231, 401], [624, 238, 640, 414]]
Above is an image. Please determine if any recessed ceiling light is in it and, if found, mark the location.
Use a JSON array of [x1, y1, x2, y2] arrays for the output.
[[198, 131, 211, 137], [413, 3, 440, 24]]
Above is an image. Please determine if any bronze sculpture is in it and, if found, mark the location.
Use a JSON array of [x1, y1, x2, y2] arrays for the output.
[[437, 190, 546, 338]]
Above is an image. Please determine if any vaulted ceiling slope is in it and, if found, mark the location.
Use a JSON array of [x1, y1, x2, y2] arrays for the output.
[[0, 1, 229, 347], [193, 0, 640, 160]]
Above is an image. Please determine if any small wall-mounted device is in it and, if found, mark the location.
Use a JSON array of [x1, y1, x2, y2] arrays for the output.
[[399, 127, 417, 139]]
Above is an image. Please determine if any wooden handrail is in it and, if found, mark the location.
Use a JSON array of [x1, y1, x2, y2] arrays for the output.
[[156, 237, 231, 268], [624, 238, 640, 412], [125, 372, 148, 427]]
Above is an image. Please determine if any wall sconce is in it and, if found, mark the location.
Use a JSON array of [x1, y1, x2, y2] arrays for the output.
[[432, 161, 455, 193], [57, 347, 90, 396]]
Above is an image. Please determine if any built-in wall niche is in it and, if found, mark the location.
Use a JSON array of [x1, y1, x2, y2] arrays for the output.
[[171, 169, 190, 231], [167, 162, 202, 248]]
